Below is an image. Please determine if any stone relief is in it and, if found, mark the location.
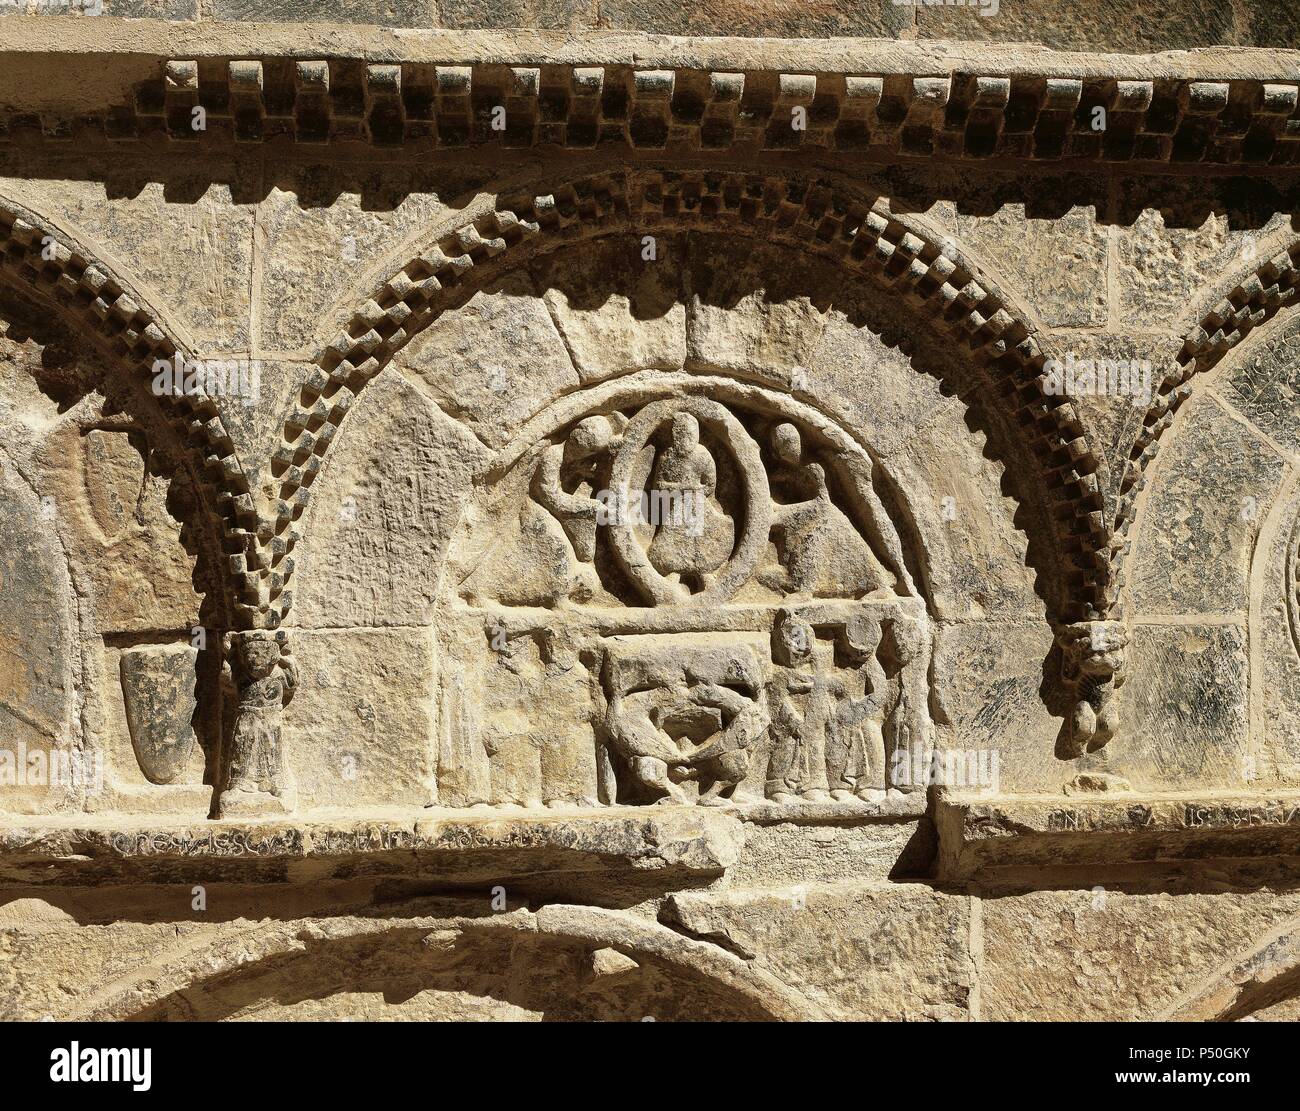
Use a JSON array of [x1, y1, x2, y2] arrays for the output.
[[218, 630, 298, 817], [0, 187, 1292, 817], [436, 379, 935, 809], [2, 9, 1300, 1027], [118, 644, 199, 785], [1055, 620, 1129, 758]]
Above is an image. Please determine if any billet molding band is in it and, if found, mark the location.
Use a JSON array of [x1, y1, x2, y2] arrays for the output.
[[5, 58, 1300, 168]]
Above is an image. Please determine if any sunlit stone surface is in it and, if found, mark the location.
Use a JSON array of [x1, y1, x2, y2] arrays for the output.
[[0, 3, 1298, 1022]]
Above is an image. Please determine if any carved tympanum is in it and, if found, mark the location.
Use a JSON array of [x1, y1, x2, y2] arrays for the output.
[[438, 378, 936, 809]]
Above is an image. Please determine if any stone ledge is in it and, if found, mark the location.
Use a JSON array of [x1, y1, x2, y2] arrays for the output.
[[1, 24, 1299, 164], [0, 806, 749, 885], [0, 21, 1297, 79], [6, 56, 1298, 167], [732, 792, 926, 823], [0, 795, 925, 884], [934, 789, 1300, 880]]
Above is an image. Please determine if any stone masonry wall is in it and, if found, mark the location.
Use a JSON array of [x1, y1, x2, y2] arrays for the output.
[[0, 10, 1299, 1021]]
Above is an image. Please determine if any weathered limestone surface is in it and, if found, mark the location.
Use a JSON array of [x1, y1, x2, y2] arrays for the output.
[[2, 7, 1300, 1022], [979, 888, 1300, 1022]]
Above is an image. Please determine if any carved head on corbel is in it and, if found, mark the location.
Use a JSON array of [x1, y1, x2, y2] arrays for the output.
[[1056, 619, 1129, 757], [226, 628, 297, 701]]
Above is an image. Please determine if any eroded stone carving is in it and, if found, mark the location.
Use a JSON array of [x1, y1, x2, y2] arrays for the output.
[[1056, 620, 1129, 757], [218, 630, 298, 817], [119, 644, 199, 785], [0, 202, 253, 629], [438, 378, 935, 809], [603, 636, 768, 805]]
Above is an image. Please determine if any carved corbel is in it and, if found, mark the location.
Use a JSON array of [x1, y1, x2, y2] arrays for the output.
[[1056, 619, 1129, 758], [216, 629, 298, 818]]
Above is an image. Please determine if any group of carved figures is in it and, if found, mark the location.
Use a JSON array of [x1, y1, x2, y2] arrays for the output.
[[524, 393, 911, 608], [600, 609, 932, 806], [201, 387, 1124, 815], [440, 389, 938, 808]]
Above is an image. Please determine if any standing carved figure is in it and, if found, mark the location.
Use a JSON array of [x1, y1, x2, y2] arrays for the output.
[[884, 616, 934, 791], [766, 611, 834, 802], [219, 630, 298, 817], [825, 620, 888, 800], [1057, 620, 1128, 757]]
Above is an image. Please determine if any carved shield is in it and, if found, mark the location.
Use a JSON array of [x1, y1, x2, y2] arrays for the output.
[[119, 644, 199, 784]]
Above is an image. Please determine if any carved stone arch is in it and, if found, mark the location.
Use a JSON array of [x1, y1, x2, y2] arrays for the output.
[[268, 169, 1109, 637], [1162, 918, 1300, 1022], [0, 199, 258, 631], [0, 200, 287, 815], [1109, 242, 1300, 788], [1112, 237, 1300, 612], [264, 170, 1151, 796], [61, 905, 817, 1022]]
